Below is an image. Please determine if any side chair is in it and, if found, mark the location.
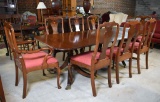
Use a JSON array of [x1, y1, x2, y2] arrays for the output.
[[106, 21, 141, 84], [87, 15, 100, 51], [131, 18, 157, 74], [44, 16, 66, 61], [69, 16, 85, 54], [68, 21, 119, 97], [4, 21, 61, 99]]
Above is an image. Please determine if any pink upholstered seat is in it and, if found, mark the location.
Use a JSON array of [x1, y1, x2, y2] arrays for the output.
[[23, 52, 58, 69], [106, 47, 124, 57], [71, 52, 101, 66], [129, 42, 141, 50]]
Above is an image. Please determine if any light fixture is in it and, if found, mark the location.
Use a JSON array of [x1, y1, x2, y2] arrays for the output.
[[37, 2, 46, 22]]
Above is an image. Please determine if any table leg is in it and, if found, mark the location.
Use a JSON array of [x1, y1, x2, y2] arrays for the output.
[[64, 51, 74, 90]]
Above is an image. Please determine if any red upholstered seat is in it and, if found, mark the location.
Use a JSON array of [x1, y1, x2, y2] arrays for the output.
[[129, 42, 141, 51], [71, 52, 101, 66], [23, 51, 58, 69], [106, 47, 123, 57], [38, 26, 45, 31]]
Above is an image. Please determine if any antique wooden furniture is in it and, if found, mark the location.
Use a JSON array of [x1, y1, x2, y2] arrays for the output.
[[87, 15, 99, 51], [106, 21, 141, 84], [4, 21, 61, 99], [151, 20, 160, 48], [87, 15, 99, 30], [132, 18, 156, 74], [0, 76, 6, 102], [44, 16, 66, 60], [0, 14, 11, 56], [69, 16, 84, 53], [69, 16, 84, 32], [35, 24, 129, 90], [68, 22, 119, 97], [62, 0, 76, 16]]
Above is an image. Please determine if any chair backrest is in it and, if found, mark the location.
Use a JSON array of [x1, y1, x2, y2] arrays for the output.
[[4, 21, 18, 53], [142, 18, 157, 48], [12, 14, 22, 24], [69, 16, 84, 32], [136, 16, 151, 34], [0, 14, 11, 28], [87, 15, 99, 30], [44, 16, 64, 35], [92, 22, 119, 62], [119, 21, 141, 53]]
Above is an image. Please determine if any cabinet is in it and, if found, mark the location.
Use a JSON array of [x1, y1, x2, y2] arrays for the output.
[[62, 0, 76, 16]]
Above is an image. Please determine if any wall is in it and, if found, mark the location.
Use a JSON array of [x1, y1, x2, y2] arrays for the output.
[[17, 0, 37, 14], [135, 0, 160, 19], [78, 0, 136, 16], [17, 0, 136, 16]]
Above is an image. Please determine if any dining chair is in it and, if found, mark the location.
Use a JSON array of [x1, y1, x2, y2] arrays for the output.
[[44, 16, 66, 61], [131, 18, 157, 74], [68, 21, 119, 97], [136, 16, 151, 42], [106, 21, 141, 84], [87, 15, 100, 51], [69, 16, 85, 54], [87, 15, 99, 30], [0, 14, 11, 56], [6, 14, 35, 60], [69, 16, 84, 32], [4, 21, 61, 98]]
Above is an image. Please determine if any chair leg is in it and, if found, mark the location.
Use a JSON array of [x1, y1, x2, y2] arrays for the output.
[[62, 52, 66, 61], [115, 61, 119, 84], [42, 70, 46, 76], [129, 58, 132, 78], [146, 51, 149, 69], [137, 54, 141, 74], [56, 68, 61, 89], [108, 65, 112, 88], [9, 47, 12, 60], [15, 64, 19, 86], [112, 60, 115, 69], [91, 70, 96, 97], [22, 73, 27, 99], [151, 43, 154, 49]]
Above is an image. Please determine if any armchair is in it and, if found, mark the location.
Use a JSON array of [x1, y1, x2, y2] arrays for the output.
[[4, 21, 61, 98]]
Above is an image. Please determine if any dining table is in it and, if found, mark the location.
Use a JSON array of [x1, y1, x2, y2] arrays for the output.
[[35, 26, 129, 89]]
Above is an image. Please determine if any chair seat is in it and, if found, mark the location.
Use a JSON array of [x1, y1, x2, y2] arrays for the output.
[[106, 46, 123, 57], [22, 51, 58, 69], [38, 26, 45, 31], [71, 51, 101, 66], [129, 42, 141, 50]]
